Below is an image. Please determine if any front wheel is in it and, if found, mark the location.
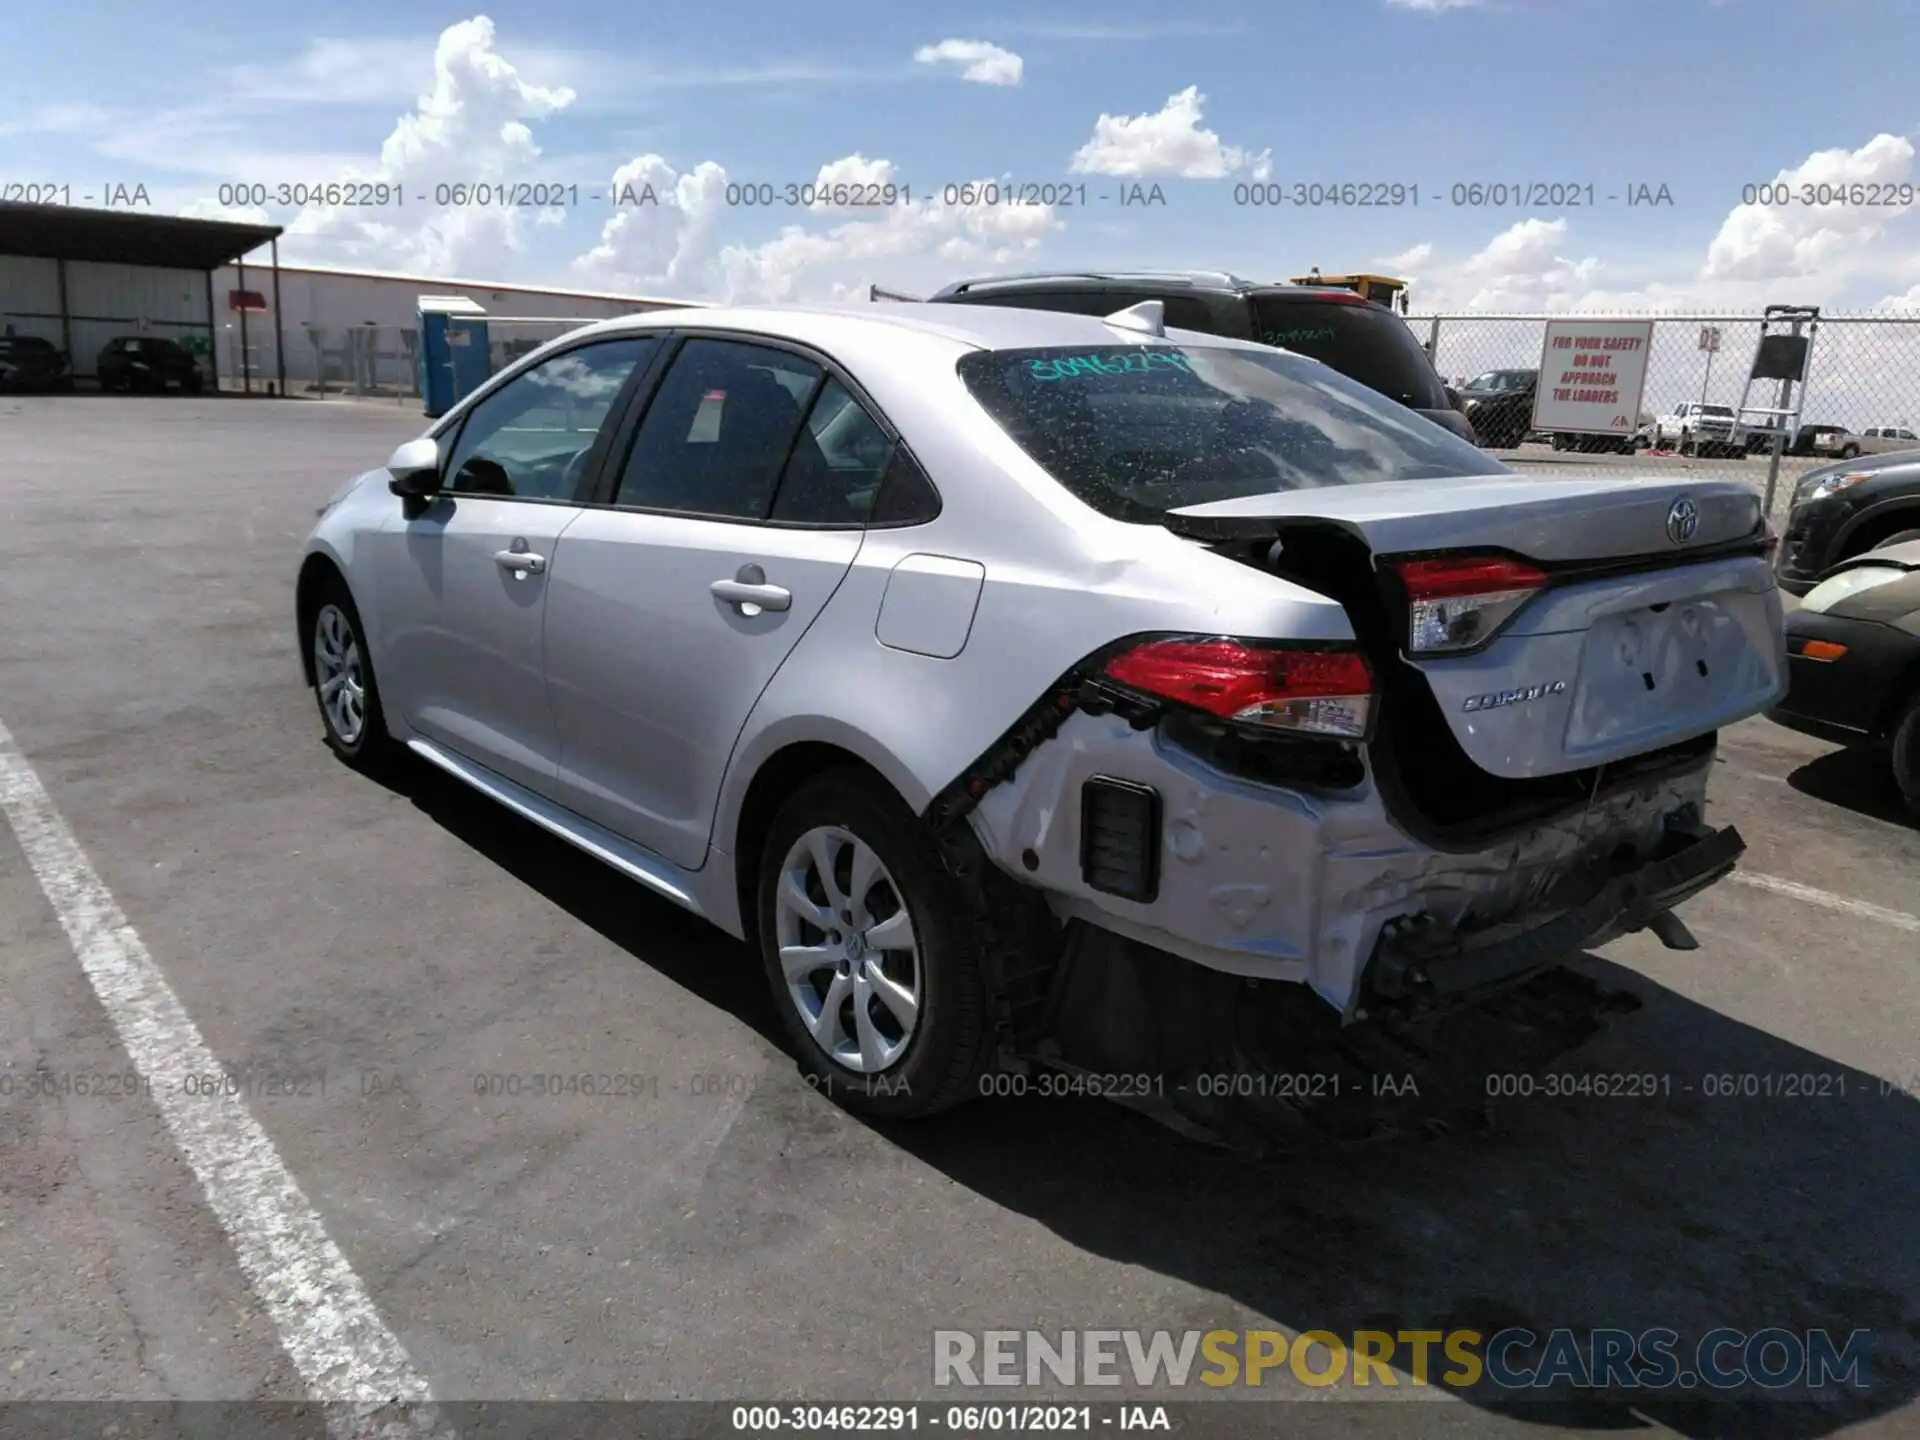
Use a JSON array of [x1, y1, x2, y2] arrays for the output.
[[310, 581, 398, 773], [1841, 445, 1860, 459], [756, 772, 991, 1119], [1892, 695, 1920, 818]]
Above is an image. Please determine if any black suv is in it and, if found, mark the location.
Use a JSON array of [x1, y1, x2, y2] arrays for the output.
[[97, 335, 203, 393], [923, 270, 1476, 443], [0, 335, 74, 391]]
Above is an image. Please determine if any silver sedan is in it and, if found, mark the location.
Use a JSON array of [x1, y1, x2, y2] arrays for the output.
[[298, 301, 1786, 1122]]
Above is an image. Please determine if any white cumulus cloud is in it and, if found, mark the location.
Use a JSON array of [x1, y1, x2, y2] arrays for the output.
[[1704, 134, 1917, 283], [571, 154, 1064, 302], [1068, 86, 1270, 180], [262, 16, 579, 277], [913, 38, 1024, 86]]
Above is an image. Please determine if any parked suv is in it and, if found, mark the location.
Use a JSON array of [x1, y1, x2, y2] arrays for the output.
[[0, 335, 74, 391], [1857, 425, 1920, 457], [920, 270, 1477, 443], [96, 335, 203, 393], [1455, 369, 1538, 449]]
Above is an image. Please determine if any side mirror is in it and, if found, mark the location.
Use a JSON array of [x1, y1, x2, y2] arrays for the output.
[[386, 437, 442, 500]]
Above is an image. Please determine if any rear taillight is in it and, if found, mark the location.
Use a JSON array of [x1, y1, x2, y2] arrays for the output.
[[1393, 555, 1547, 654], [1102, 639, 1372, 738]]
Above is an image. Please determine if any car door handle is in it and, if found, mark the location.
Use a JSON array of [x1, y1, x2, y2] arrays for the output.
[[494, 549, 547, 575], [711, 565, 792, 613]]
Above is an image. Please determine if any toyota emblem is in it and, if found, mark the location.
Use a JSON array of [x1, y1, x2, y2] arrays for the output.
[[1666, 496, 1700, 545]]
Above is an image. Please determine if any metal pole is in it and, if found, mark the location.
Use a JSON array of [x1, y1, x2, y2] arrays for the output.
[[55, 258, 73, 368], [237, 258, 251, 395], [1427, 315, 1441, 363], [1761, 315, 1803, 519], [271, 238, 286, 396], [1697, 342, 1714, 409]]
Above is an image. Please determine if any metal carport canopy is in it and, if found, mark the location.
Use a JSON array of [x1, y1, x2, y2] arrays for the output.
[[0, 202, 282, 270], [0, 202, 288, 391]]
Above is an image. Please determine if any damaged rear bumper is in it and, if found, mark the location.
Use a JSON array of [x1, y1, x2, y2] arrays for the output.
[[1362, 821, 1745, 1013], [961, 707, 1733, 1019]]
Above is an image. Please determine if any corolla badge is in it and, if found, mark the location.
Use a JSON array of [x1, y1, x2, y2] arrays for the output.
[[1462, 680, 1568, 714], [1666, 496, 1700, 545]]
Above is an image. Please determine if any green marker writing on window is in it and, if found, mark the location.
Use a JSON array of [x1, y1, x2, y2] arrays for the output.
[[1025, 351, 1195, 382]]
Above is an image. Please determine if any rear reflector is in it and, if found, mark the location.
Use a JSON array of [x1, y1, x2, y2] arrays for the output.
[[1796, 639, 1848, 662], [1081, 777, 1161, 902], [1392, 555, 1547, 654], [1102, 639, 1372, 738]]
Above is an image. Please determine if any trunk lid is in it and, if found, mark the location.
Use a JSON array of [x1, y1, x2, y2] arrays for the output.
[[1170, 474, 1787, 779]]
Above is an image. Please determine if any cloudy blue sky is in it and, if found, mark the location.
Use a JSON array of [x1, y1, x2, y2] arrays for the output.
[[4, 0, 1919, 309]]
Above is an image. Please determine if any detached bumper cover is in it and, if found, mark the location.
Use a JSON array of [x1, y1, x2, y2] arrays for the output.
[[1364, 822, 1745, 1006]]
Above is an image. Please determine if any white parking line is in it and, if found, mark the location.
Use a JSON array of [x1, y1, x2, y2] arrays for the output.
[[0, 717, 446, 1438], [1729, 870, 1920, 933]]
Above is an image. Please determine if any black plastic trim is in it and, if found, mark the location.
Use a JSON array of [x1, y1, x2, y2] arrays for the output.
[[1363, 823, 1745, 1008], [1080, 777, 1163, 903]]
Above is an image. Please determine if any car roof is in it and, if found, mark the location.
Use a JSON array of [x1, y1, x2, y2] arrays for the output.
[[929, 271, 1380, 305], [574, 301, 1288, 358]]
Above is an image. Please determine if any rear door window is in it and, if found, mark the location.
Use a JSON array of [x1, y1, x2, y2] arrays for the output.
[[1250, 297, 1450, 410], [613, 338, 824, 519]]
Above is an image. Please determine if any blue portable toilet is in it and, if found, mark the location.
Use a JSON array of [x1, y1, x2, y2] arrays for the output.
[[417, 296, 491, 418]]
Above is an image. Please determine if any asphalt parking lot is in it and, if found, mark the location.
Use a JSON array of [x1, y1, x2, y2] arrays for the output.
[[2, 394, 1917, 1439]]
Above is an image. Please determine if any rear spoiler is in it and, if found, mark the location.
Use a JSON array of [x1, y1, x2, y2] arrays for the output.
[[869, 285, 924, 303]]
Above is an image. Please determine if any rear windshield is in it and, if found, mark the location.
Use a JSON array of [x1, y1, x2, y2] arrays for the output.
[[1701, 405, 1735, 418], [1250, 298, 1450, 410], [1462, 369, 1535, 393], [0, 336, 56, 353], [957, 344, 1507, 523]]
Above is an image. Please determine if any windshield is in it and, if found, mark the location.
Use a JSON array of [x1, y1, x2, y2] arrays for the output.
[[1249, 297, 1449, 410], [956, 344, 1509, 523], [1463, 369, 1534, 393], [1700, 405, 1735, 418]]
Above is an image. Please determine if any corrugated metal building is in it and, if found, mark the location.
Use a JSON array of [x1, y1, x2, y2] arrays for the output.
[[204, 261, 696, 397], [0, 203, 286, 386]]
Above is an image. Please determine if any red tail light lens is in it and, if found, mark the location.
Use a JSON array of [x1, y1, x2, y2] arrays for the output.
[[1103, 639, 1373, 738], [1393, 555, 1547, 654]]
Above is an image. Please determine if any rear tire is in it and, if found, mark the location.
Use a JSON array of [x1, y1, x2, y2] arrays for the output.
[[755, 771, 990, 1119], [309, 578, 399, 775], [1892, 696, 1920, 819]]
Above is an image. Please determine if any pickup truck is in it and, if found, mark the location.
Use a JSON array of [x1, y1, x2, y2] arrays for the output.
[[1651, 402, 1742, 456]]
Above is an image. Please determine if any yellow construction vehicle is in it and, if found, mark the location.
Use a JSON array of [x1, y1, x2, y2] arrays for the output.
[[1289, 270, 1410, 314]]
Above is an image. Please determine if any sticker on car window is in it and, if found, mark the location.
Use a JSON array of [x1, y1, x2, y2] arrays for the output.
[[1262, 328, 1337, 347], [1026, 351, 1193, 382]]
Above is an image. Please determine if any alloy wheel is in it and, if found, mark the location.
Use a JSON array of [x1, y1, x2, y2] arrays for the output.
[[773, 825, 922, 1074], [312, 602, 367, 745]]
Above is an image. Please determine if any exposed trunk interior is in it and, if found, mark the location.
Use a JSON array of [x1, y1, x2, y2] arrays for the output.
[[1199, 522, 1719, 850]]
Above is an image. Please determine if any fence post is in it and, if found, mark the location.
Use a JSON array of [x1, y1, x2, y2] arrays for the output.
[[1427, 316, 1441, 364], [1761, 312, 1809, 519]]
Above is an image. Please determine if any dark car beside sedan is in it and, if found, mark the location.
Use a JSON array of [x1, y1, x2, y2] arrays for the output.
[[96, 335, 203, 393], [1773, 449, 1920, 595], [0, 335, 74, 391], [1769, 538, 1920, 815]]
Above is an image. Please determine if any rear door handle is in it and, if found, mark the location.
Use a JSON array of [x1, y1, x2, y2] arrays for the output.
[[711, 563, 791, 613], [494, 549, 547, 575]]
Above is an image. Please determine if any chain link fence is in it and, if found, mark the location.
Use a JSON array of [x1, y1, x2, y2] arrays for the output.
[[213, 317, 608, 401], [1410, 310, 1920, 522]]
